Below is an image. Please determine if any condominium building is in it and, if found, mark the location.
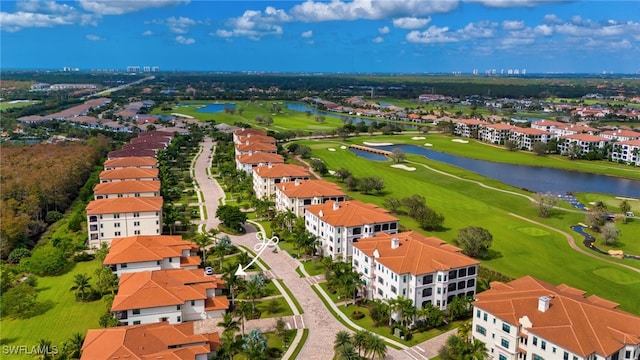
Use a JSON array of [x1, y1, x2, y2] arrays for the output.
[[304, 200, 399, 260], [558, 134, 609, 156], [472, 276, 640, 360], [103, 156, 158, 170], [275, 179, 347, 217], [611, 139, 640, 166], [252, 164, 310, 199], [235, 152, 285, 174], [509, 127, 554, 151], [352, 231, 478, 311], [99, 168, 159, 183], [93, 180, 160, 200]]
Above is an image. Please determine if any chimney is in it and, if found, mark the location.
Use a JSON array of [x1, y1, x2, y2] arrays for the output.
[[295, 178, 301, 186], [538, 296, 550, 312], [391, 237, 400, 249], [333, 201, 340, 211], [319, 210, 324, 217], [245, 140, 249, 145], [268, 163, 272, 169]]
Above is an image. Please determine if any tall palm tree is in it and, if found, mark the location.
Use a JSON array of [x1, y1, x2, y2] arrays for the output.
[[367, 334, 387, 360], [334, 331, 352, 353], [244, 278, 264, 314], [217, 313, 239, 337], [619, 199, 631, 224], [70, 273, 92, 301], [63, 332, 85, 359], [222, 263, 244, 307], [192, 233, 213, 265], [213, 236, 232, 270], [36, 338, 54, 360], [351, 330, 368, 356], [234, 301, 252, 337], [337, 344, 359, 360]]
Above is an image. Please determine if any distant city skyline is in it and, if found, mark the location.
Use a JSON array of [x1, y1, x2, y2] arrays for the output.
[[1, 1, 639, 74]]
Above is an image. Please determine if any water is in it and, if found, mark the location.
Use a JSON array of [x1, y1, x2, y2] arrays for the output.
[[348, 148, 388, 161], [352, 144, 640, 197], [194, 103, 236, 113], [285, 103, 418, 129]]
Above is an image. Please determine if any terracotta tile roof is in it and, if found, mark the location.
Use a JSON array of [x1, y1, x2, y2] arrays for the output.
[[180, 256, 201, 267], [104, 157, 158, 168], [561, 134, 608, 142], [112, 269, 226, 311], [305, 200, 398, 227], [81, 322, 220, 360], [236, 152, 284, 165], [108, 149, 157, 159], [533, 120, 566, 128], [71, 116, 101, 125], [561, 124, 599, 133], [235, 142, 277, 153], [99, 168, 159, 181], [276, 179, 346, 198], [474, 276, 640, 357], [205, 297, 230, 311], [130, 136, 172, 144], [93, 180, 160, 195], [138, 130, 174, 138], [237, 134, 276, 144], [103, 235, 197, 265], [601, 129, 640, 139], [122, 142, 167, 151], [233, 128, 267, 137], [353, 231, 478, 275], [253, 164, 310, 179], [510, 127, 553, 136], [618, 139, 640, 147], [454, 119, 490, 126], [86, 197, 163, 215], [485, 123, 517, 131]]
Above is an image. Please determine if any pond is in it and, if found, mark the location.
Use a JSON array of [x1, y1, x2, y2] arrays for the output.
[[354, 144, 640, 197], [193, 103, 236, 113], [348, 148, 388, 162]]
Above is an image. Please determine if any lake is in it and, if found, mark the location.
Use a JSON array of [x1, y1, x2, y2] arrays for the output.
[[353, 144, 640, 197], [194, 103, 236, 113]]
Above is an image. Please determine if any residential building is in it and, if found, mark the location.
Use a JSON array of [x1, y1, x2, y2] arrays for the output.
[[305, 200, 399, 260], [235, 152, 284, 174], [232, 128, 267, 144], [103, 157, 158, 170], [531, 119, 566, 134], [93, 180, 160, 199], [103, 235, 200, 277], [481, 123, 517, 144], [235, 134, 276, 146], [472, 276, 640, 360], [275, 179, 347, 217], [108, 148, 157, 159], [600, 129, 640, 142], [352, 231, 478, 311], [252, 164, 310, 199], [86, 197, 163, 248], [453, 119, 490, 138], [82, 320, 221, 360], [99, 168, 159, 183], [611, 139, 640, 166], [235, 141, 278, 156], [509, 127, 554, 151], [556, 124, 600, 137], [558, 134, 609, 156], [111, 269, 229, 325]]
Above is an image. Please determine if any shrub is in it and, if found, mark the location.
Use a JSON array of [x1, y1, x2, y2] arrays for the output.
[[351, 311, 365, 320], [73, 252, 95, 263], [8, 248, 31, 264], [20, 247, 70, 276]]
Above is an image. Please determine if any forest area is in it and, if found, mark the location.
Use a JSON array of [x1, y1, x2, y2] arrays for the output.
[[0, 136, 111, 258]]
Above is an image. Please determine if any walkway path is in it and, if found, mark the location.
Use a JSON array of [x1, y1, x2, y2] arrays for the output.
[[192, 137, 457, 359]]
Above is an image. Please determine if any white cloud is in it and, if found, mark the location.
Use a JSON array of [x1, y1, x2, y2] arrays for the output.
[[301, 30, 313, 38], [534, 24, 553, 36], [543, 14, 563, 24], [392, 17, 431, 29], [166, 16, 196, 34], [406, 26, 458, 43], [78, 0, 188, 16], [16, 1, 76, 14], [458, 20, 497, 39], [373, 36, 384, 43], [289, 0, 458, 22], [0, 10, 94, 32], [175, 35, 195, 44], [464, 0, 567, 8], [142, 30, 154, 36], [217, 6, 289, 39], [378, 26, 390, 35], [502, 20, 524, 31], [215, 29, 233, 38], [85, 34, 104, 41]]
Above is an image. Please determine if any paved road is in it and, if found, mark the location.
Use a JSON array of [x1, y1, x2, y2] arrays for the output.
[[191, 137, 459, 359]]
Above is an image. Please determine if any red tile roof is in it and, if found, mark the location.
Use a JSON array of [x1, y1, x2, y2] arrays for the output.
[[233, 128, 267, 137], [111, 269, 226, 311], [618, 139, 640, 147], [99, 168, 159, 181], [235, 142, 277, 153], [353, 231, 478, 275], [454, 119, 490, 126], [305, 200, 398, 227], [601, 129, 640, 139], [533, 120, 566, 128], [81, 322, 220, 360], [253, 164, 310, 179], [86, 197, 163, 215], [104, 157, 158, 168], [484, 123, 517, 131], [103, 235, 197, 265], [510, 127, 553, 136], [561, 134, 608, 142], [93, 180, 160, 195], [474, 276, 640, 358], [236, 134, 276, 144], [236, 152, 284, 165], [276, 179, 346, 198], [108, 149, 157, 159]]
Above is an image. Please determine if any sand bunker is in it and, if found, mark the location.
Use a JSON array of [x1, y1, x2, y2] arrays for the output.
[[363, 142, 393, 147], [391, 164, 416, 171], [171, 113, 195, 119], [328, 148, 336, 152], [340, 146, 347, 149], [328, 170, 336, 175], [424, 143, 433, 147], [411, 136, 426, 140], [451, 139, 469, 144]]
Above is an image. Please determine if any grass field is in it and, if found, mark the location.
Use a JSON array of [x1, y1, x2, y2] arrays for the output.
[[299, 139, 640, 314], [0, 100, 40, 111], [0, 260, 103, 359]]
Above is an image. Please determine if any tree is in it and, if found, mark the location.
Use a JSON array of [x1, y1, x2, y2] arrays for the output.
[[366, 334, 388, 360], [94, 266, 118, 296], [212, 235, 232, 269], [567, 142, 582, 159], [7, 247, 30, 264], [360, 177, 377, 194], [70, 273, 93, 301], [62, 332, 85, 359], [242, 328, 268, 360], [192, 233, 213, 265], [619, 200, 631, 224], [601, 222, 620, 245], [217, 313, 240, 337], [504, 139, 518, 151], [334, 331, 352, 353], [98, 312, 120, 328], [334, 168, 352, 182], [415, 205, 445, 230], [586, 209, 606, 231], [234, 300, 252, 337], [275, 317, 289, 347], [345, 176, 359, 191], [36, 338, 55, 360], [420, 126, 430, 135], [310, 159, 328, 175], [534, 193, 558, 218], [532, 141, 547, 156], [402, 194, 426, 218], [390, 147, 406, 163], [244, 276, 266, 314], [216, 205, 247, 231], [382, 197, 402, 213], [447, 295, 472, 321], [1, 283, 38, 318], [352, 330, 368, 357], [454, 226, 493, 259]]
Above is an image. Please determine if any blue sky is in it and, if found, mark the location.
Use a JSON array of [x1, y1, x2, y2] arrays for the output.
[[1, 1, 639, 74]]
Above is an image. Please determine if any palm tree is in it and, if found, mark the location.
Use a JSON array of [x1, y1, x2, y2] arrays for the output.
[[244, 277, 264, 314], [367, 334, 387, 360], [337, 344, 359, 360], [351, 330, 369, 356], [70, 273, 93, 301], [36, 338, 54, 360], [213, 236, 232, 270], [217, 313, 239, 337], [619, 200, 631, 224], [63, 332, 85, 359], [457, 320, 473, 343], [192, 233, 213, 265], [334, 331, 352, 353], [234, 301, 252, 337], [242, 328, 268, 360], [222, 263, 244, 307]]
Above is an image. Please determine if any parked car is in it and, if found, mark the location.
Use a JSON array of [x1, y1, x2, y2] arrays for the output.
[[204, 267, 214, 275]]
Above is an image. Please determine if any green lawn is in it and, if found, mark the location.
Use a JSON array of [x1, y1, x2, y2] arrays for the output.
[[301, 259, 325, 277], [253, 297, 294, 319], [0, 100, 41, 110], [274, 279, 304, 314], [1, 260, 103, 359], [300, 139, 640, 314], [236, 281, 279, 300]]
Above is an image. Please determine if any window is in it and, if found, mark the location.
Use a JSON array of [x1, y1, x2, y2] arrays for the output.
[[114, 222, 120, 228], [133, 212, 140, 218], [378, 277, 384, 284], [176, 305, 181, 310], [448, 283, 456, 291], [390, 223, 397, 229], [134, 221, 140, 226], [423, 288, 432, 297], [502, 323, 511, 333], [114, 231, 121, 236], [134, 230, 141, 235], [624, 351, 630, 359], [501, 339, 509, 349], [563, 352, 569, 360], [177, 316, 181, 322], [423, 275, 433, 284], [191, 300, 195, 306], [403, 276, 407, 283], [458, 281, 465, 290], [132, 309, 140, 315], [437, 288, 441, 294], [467, 279, 475, 288], [483, 313, 487, 321], [476, 310, 481, 318], [114, 214, 120, 219], [121, 263, 128, 268], [353, 228, 362, 235], [449, 270, 457, 279], [156, 261, 160, 265], [533, 355, 544, 360], [499, 355, 507, 360], [533, 337, 538, 346], [468, 266, 476, 275], [374, 225, 381, 232], [377, 289, 383, 296], [437, 275, 442, 282], [541, 341, 546, 350], [133, 321, 141, 325], [476, 325, 486, 335], [391, 286, 397, 294], [135, 193, 140, 197], [459, 268, 467, 277]]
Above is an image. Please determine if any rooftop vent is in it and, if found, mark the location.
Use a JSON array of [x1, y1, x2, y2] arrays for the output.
[[538, 296, 550, 312], [333, 201, 340, 211], [391, 237, 400, 249]]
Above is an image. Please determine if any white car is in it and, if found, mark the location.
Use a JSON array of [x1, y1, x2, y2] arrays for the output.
[[204, 267, 214, 275]]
